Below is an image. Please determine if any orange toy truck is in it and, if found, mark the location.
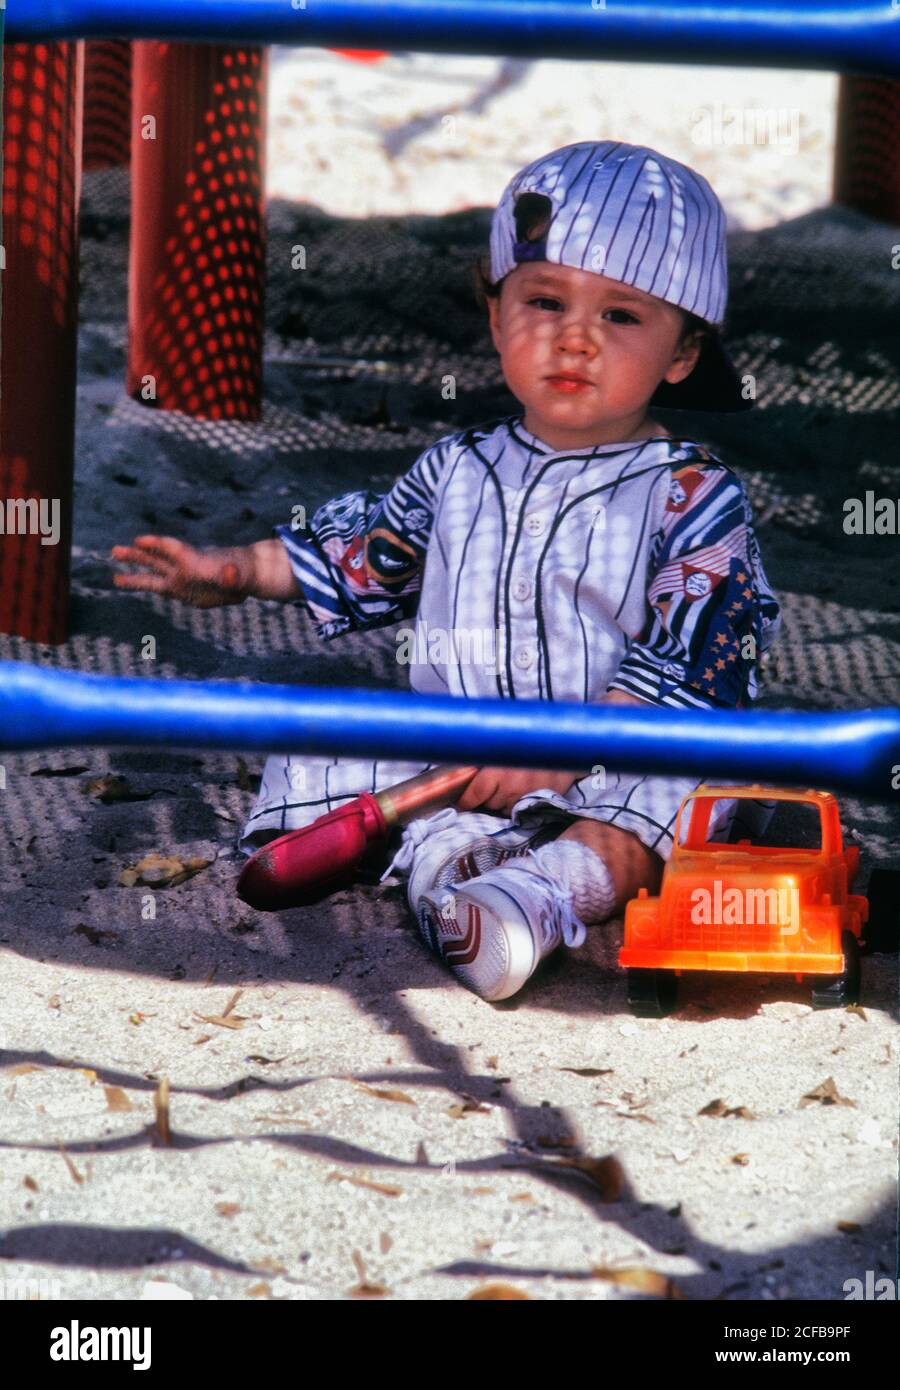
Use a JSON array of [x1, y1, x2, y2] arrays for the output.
[[620, 785, 894, 1017]]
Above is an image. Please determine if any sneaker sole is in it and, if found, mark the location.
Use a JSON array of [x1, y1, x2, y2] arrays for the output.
[[422, 881, 539, 1002]]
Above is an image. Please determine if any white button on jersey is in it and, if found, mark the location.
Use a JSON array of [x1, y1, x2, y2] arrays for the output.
[[514, 646, 534, 670], [512, 576, 531, 601], [524, 513, 545, 537]]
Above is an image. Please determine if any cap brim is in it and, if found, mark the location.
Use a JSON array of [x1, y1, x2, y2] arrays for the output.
[[650, 327, 752, 413]]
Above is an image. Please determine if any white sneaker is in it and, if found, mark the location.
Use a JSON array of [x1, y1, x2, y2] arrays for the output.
[[381, 806, 564, 922], [418, 847, 588, 1002]]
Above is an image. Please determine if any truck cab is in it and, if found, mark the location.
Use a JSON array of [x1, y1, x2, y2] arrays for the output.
[[620, 786, 868, 1015]]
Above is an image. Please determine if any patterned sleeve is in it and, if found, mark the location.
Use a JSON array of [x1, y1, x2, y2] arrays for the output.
[[607, 462, 781, 709], [274, 437, 450, 639]]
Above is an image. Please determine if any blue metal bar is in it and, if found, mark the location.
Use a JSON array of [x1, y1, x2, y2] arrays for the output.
[[5, 1, 900, 79], [1, 663, 897, 798]]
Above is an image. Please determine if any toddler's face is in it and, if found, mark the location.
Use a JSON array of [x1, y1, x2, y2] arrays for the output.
[[487, 262, 702, 450]]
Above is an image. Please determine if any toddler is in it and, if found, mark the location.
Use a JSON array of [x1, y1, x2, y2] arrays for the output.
[[112, 140, 780, 1002]]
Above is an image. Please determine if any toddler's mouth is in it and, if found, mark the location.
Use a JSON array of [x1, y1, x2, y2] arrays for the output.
[[544, 372, 594, 393]]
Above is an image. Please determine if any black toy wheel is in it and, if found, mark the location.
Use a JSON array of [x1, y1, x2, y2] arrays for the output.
[[811, 932, 861, 1009], [861, 869, 900, 955], [626, 968, 678, 1018]]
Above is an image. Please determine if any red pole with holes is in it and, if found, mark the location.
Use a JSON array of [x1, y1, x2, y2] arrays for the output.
[[0, 41, 83, 644], [127, 42, 267, 420], [834, 75, 900, 224], [83, 40, 132, 170]]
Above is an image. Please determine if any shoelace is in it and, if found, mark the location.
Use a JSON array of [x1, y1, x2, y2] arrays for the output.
[[438, 852, 588, 951], [379, 805, 463, 883]]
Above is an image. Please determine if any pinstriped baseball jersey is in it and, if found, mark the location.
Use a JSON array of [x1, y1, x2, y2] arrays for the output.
[[276, 413, 779, 707], [240, 415, 780, 858]]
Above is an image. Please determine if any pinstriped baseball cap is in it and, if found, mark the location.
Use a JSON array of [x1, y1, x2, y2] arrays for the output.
[[490, 140, 750, 413]]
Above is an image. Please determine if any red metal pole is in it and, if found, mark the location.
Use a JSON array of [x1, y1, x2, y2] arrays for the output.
[[833, 75, 900, 224], [127, 42, 267, 420], [83, 40, 132, 170], [0, 41, 83, 644]]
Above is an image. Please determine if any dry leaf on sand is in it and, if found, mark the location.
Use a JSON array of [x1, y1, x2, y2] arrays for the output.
[[195, 989, 248, 1030], [552, 1153, 626, 1200], [468, 1284, 531, 1300], [58, 1145, 84, 1186], [446, 1093, 491, 1119], [74, 924, 121, 946], [348, 1251, 389, 1298], [348, 1078, 416, 1106], [154, 1077, 171, 1145], [799, 1077, 856, 1108], [119, 852, 212, 889], [521, 1153, 625, 1200], [104, 1086, 132, 1112], [592, 1265, 687, 1299], [196, 1014, 246, 1030], [83, 774, 153, 804], [327, 1171, 404, 1198], [699, 1098, 757, 1120]]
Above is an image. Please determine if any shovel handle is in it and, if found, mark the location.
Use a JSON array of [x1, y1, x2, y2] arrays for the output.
[[374, 765, 479, 829]]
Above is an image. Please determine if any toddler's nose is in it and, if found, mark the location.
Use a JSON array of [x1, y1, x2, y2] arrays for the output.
[[555, 312, 599, 355]]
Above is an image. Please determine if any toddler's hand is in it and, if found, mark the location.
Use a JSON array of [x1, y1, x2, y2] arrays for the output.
[[456, 766, 580, 817], [110, 535, 255, 608]]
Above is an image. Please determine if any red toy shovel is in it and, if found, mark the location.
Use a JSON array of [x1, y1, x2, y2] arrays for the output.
[[237, 765, 478, 911]]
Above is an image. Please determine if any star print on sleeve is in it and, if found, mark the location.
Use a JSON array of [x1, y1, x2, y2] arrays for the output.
[[608, 463, 781, 710]]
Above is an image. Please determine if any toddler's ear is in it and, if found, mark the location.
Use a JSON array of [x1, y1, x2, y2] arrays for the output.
[[665, 331, 705, 385]]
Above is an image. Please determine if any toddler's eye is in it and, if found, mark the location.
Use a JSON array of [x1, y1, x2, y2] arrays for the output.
[[604, 308, 640, 324], [526, 296, 562, 311]]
